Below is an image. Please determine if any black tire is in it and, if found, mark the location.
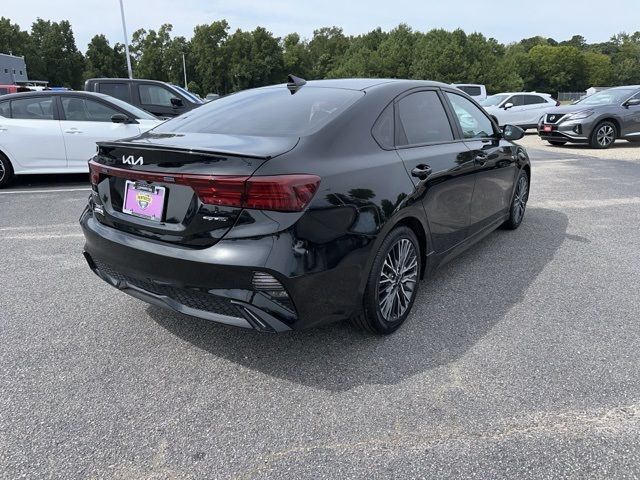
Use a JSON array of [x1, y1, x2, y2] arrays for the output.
[[548, 140, 567, 146], [502, 170, 529, 230], [0, 153, 14, 188], [589, 121, 617, 149], [352, 226, 421, 334]]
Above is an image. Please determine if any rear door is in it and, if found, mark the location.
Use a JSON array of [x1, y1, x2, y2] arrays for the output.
[[444, 91, 517, 233], [522, 94, 552, 125], [394, 89, 477, 253], [0, 95, 67, 171], [59, 95, 142, 171]]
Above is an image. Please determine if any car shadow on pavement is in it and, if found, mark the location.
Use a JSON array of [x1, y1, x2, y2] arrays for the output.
[[150, 207, 568, 391]]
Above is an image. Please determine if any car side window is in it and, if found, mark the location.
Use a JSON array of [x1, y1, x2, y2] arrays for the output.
[[372, 103, 394, 149], [0, 100, 10, 117], [445, 92, 495, 139], [506, 95, 525, 107], [525, 95, 547, 105], [396, 91, 454, 146], [10, 97, 54, 120], [139, 84, 175, 107], [61, 97, 121, 122], [99, 83, 131, 102]]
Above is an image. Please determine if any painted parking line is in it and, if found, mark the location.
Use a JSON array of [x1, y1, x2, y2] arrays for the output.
[[0, 187, 91, 195], [0, 223, 79, 232], [0, 233, 85, 240]]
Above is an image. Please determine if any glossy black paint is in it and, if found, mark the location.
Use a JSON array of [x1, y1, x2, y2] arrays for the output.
[[81, 79, 531, 331]]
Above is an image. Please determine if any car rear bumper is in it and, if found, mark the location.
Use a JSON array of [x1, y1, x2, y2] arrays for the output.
[[80, 207, 365, 331]]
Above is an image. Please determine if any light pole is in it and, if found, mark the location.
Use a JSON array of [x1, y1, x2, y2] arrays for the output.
[[118, 0, 133, 78], [182, 53, 188, 89]]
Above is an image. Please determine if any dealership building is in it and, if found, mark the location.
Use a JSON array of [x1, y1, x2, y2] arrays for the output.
[[0, 53, 28, 84]]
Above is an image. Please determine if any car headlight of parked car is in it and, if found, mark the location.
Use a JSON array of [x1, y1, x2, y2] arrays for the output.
[[566, 110, 594, 121]]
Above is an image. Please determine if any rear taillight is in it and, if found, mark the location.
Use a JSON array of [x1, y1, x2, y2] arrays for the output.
[[87, 161, 320, 212], [192, 175, 320, 212]]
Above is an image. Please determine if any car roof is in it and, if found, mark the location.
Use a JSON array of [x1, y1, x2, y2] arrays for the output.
[[86, 78, 172, 86], [262, 78, 454, 92], [0, 90, 111, 101], [491, 92, 552, 96]]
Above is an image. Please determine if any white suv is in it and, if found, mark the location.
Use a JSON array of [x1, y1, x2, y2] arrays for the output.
[[481, 92, 559, 129]]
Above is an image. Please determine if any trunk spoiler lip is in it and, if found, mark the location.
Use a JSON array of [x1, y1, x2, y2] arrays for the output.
[[97, 137, 301, 161]]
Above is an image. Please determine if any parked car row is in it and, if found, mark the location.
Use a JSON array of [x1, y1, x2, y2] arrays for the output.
[[0, 91, 162, 187]]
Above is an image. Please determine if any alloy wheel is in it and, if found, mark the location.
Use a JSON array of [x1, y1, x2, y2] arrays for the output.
[[0, 160, 4, 183], [512, 174, 528, 224], [378, 238, 419, 322], [596, 124, 615, 147]]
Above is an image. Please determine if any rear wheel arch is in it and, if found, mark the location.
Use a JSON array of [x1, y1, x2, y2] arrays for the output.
[[394, 216, 428, 280]]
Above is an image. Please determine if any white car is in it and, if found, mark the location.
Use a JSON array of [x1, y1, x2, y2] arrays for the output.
[[453, 84, 487, 101], [481, 92, 559, 129], [0, 91, 162, 187]]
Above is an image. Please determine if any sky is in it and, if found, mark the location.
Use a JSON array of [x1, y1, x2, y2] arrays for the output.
[[3, 0, 640, 52]]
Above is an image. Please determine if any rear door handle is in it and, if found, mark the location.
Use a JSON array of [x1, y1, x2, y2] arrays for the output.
[[0, 125, 7, 132], [64, 129, 83, 134], [411, 164, 432, 179]]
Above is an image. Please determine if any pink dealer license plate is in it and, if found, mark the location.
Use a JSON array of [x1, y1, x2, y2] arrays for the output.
[[122, 180, 166, 221]]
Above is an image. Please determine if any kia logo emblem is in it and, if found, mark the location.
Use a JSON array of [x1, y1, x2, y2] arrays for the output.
[[122, 155, 144, 166]]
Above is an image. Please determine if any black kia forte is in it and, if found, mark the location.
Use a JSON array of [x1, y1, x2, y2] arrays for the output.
[[80, 77, 530, 334]]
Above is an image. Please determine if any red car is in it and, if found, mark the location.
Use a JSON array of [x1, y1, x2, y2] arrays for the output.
[[0, 85, 32, 95]]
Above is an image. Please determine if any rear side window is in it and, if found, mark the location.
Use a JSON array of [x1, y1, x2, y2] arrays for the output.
[[396, 91, 453, 146], [99, 83, 131, 102], [61, 97, 120, 122], [525, 95, 547, 105], [155, 86, 364, 137], [10, 97, 54, 120], [139, 84, 175, 107], [458, 86, 482, 96], [445, 92, 494, 139], [372, 103, 394, 149], [0, 100, 9, 117]]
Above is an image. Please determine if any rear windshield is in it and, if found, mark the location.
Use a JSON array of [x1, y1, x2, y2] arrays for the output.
[[154, 86, 364, 137]]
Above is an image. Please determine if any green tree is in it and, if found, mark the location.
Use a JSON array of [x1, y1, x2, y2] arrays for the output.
[[584, 51, 612, 87], [28, 18, 84, 88], [527, 45, 587, 92], [190, 20, 230, 95], [84, 34, 127, 79], [0, 17, 31, 58], [308, 27, 349, 79]]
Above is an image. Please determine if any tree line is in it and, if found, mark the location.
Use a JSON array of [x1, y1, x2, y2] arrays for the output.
[[2, 16, 640, 97]]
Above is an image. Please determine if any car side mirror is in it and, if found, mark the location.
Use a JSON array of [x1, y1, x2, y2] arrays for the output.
[[502, 124, 525, 141], [624, 98, 640, 107], [170, 97, 184, 108], [111, 113, 134, 124], [503, 102, 514, 110]]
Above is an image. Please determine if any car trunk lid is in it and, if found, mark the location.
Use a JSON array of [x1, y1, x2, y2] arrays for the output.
[[89, 132, 299, 248]]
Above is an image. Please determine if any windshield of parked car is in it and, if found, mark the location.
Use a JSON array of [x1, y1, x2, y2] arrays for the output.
[[480, 95, 509, 107], [154, 86, 364, 137], [104, 96, 158, 120], [577, 89, 637, 106]]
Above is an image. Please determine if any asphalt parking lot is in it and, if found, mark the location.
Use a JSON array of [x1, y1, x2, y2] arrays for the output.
[[1, 136, 639, 479]]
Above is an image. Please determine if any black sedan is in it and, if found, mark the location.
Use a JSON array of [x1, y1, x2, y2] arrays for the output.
[[80, 77, 530, 334]]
